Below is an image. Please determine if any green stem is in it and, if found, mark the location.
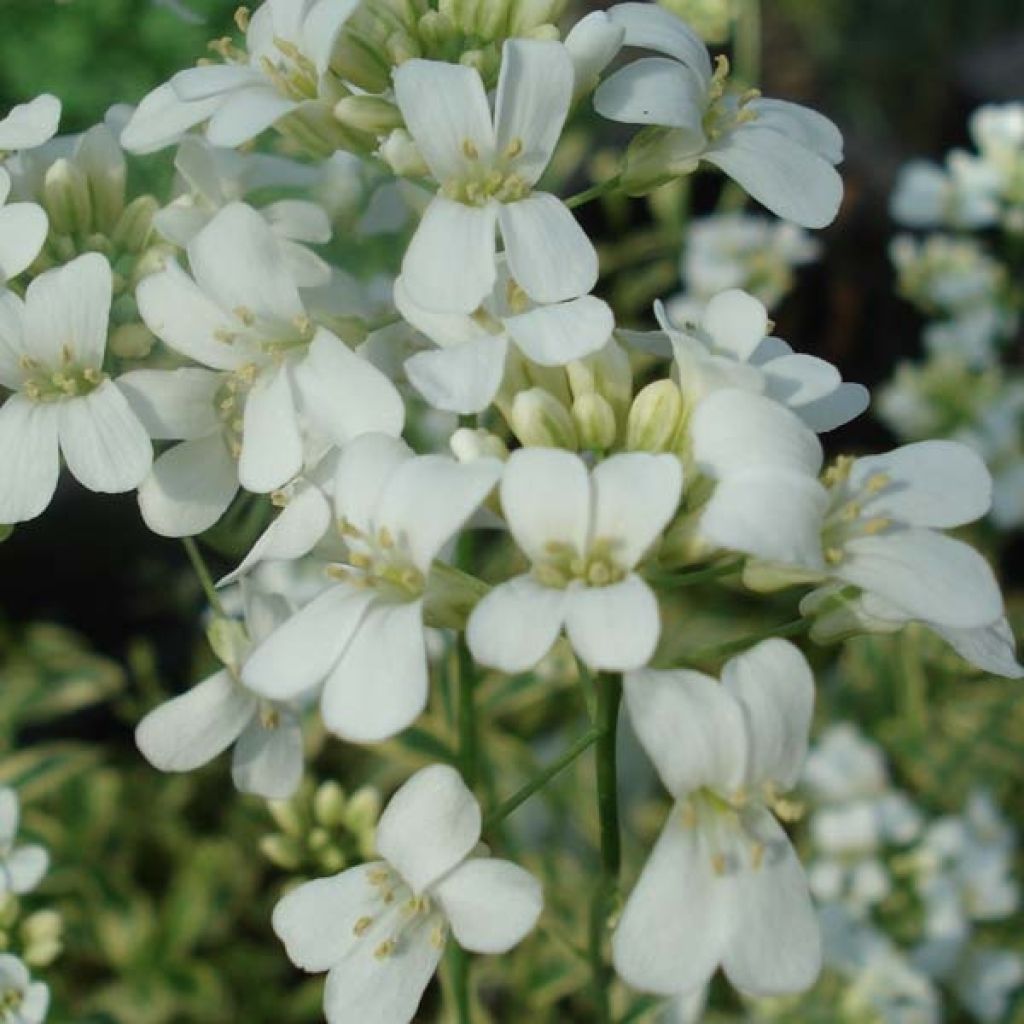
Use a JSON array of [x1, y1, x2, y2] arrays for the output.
[[565, 174, 622, 210], [456, 635, 478, 788], [182, 537, 227, 618], [646, 557, 745, 589], [733, 0, 762, 87], [484, 727, 602, 831], [676, 618, 808, 667], [448, 946, 473, 1024]]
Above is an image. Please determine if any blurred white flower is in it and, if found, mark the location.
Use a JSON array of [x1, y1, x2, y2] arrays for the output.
[[0, 954, 49, 1024], [0, 96, 60, 153], [0, 789, 48, 896]]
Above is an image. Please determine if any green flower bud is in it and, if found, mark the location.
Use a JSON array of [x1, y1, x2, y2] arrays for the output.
[[21, 910, 63, 968], [313, 781, 348, 828], [627, 380, 685, 452], [344, 786, 382, 835], [379, 129, 430, 178], [44, 158, 93, 236], [108, 323, 155, 360], [621, 127, 700, 197], [267, 797, 305, 838], [206, 617, 249, 674], [334, 96, 404, 136], [259, 834, 304, 871], [111, 196, 158, 253], [450, 427, 509, 463], [573, 393, 617, 451], [510, 387, 578, 449]]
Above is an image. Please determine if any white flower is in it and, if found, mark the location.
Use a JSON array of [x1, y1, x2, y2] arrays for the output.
[[153, 137, 332, 286], [613, 639, 821, 998], [0, 954, 49, 1024], [0, 96, 60, 153], [128, 202, 403, 535], [396, 262, 614, 415], [0, 253, 152, 524], [890, 158, 999, 230], [273, 764, 542, 1024], [467, 449, 682, 673], [0, 168, 48, 286], [136, 585, 306, 799], [0, 789, 48, 895], [394, 39, 598, 314], [121, 0, 359, 154], [242, 434, 501, 742], [593, 3, 843, 227], [953, 947, 1024, 1023]]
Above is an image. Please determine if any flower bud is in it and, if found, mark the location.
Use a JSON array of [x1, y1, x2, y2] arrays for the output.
[[111, 195, 158, 252], [379, 129, 429, 178], [44, 158, 92, 236], [568, 340, 633, 424], [343, 786, 382, 834], [508, 0, 560, 34], [510, 387, 578, 449], [450, 426, 509, 463], [259, 834, 304, 871], [206, 617, 249, 673], [313, 781, 348, 828], [334, 96, 403, 136], [77, 124, 127, 229], [627, 379, 685, 452], [573, 393, 617, 451], [621, 127, 700, 197], [424, 561, 491, 629], [267, 796, 305, 837], [21, 910, 62, 968], [108, 323, 155, 360]]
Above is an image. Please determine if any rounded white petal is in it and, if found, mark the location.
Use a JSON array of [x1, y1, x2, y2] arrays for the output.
[[760, 354, 842, 409], [748, 97, 844, 164], [303, 0, 361, 73], [590, 453, 682, 568], [116, 367, 222, 440], [500, 447, 591, 563], [120, 83, 221, 155], [58, 382, 152, 493], [0, 203, 48, 282], [721, 639, 814, 791], [0, 396, 59, 524], [239, 365, 303, 493], [204, 87, 298, 148], [612, 810, 731, 995], [169, 64, 264, 101], [564, 11, 625, 94], [404, 335, 509, 415], [701, 289, 769, 362], [624, 665, 747, 797], [565, 574, 662, 671], [138, 433, 239, 538], [400, 198, 498, 315], [2, 846, 49, 895], [432, 857, 543, 954], [393, 275, 491, 349], [242, 584, 376, 699], [0, 95, 61, 150], [333, 433, 413, 536], [932, 619, 1024, 680], [231, 711, 304, 799], [494, 39, 573, 185], [375, 764, 482, 895], [135, 669, 256, 773], [467, 575, 567, 673], [0, 289, 26, 390], [320, 600, 428, 743], [504, 295, 613, 367], [795, 381, 869, 433], [21, 981, 49, 1023], [607, 3, 713, 81], [498, 193, 598, 305], [594, 58, 706, 130]]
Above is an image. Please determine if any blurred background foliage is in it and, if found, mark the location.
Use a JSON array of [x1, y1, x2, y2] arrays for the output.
[[0, 1, 1023, 1022]]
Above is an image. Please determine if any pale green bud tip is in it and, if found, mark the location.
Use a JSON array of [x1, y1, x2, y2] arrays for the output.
[[627, 379, 685, 453], [313, 780, 348, 828], [109, 323, 155, 360], [111, 195, 159, 252], [379, 129, 429, 178], [44, 158, 93, 236], [333, 96, 403, 136], [573, 393, 617, 451], [259, 834, 304, 871], [510, 387, 578, 450], [206, 617, 249, 672], [267, 797, 305, 837], [450, 427, 509, 463], [343, 786, 382, 832]]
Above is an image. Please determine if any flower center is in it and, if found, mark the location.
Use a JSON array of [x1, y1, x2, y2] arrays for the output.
[[20, 349, 104, 403], [441, 138, 531, 207], [702, 56, 761, 141], [533, 538, 628, 590], [0, 986, 23, 1018], [820, 458, 894, 566], [330, 519, 426, 600], [351, 865, 448, 959]]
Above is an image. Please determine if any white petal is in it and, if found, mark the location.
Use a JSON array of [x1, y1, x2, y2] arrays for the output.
[[504, 295, 613, 367], [21, 981, 49, 1023], [135, 669, 255, 773], [393, 275, 491, 349], [432, 858, 542, 954], [0, 95, 61, 150], [58, 382, 152, 493], [375, 456, 501, 574], [704, 127, 843, 230], [320, 600, 428, 743], [136, 261, 244, 371], [565, 575, 661, 671], [761, 354, 841, 408], [699, 468, 828, 568], [24, 252, 111, 368], [204, 87, 298, 147], [796, 381, 869, 433], [691, 390, 823, 478], [467, 575, 567, 673], [594, 58, 706, 130], [242, 584, 376, 699], [303, 0, 361, 73], [499, 193, 598, 305], [701, 289, 768, 361], [0, 790, 17, 847], [0, 289, 25, 390], [624, 665, 748, 796], [3, 845, 49, 895], [608, 2, 713, 81], [393, 60, 495, 181], [500, 447, 590, 562], [612, 810, 730, 995], [723, 809, 821, 996], [239, 366, 302, 493], [138, 433, 238, 538], [721, 639, 814, 790], [116, 367, 221, 440], [119, 84, 221, 155], [852, 441, 992, 528], [231, 711, 304, 799], [293, 328, 404, 445], [405, 335, 509, 415], [590, 453, 682, 568], [401, 198, 498, 314], [375, 764, 481, 894], [564, 11, 625, 95], [333, 433, 413, 535], [273, 863, 387, 972], [0, 396, 59, 524], [748, 98, 844, 164], [839, 529, 1003, 629], [170, 64, 264, 101], [494, 39, 572, 185], [933, 619, 1024, 680], [262, 198, 332, 244], [0, 203, 47, 281]]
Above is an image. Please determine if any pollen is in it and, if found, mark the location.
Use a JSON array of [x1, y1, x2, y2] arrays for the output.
[[353, 916, 373, 937]]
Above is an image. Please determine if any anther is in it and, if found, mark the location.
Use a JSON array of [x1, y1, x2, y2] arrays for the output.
[[353, 916, 373, 937], [461, 139, 479, 160]]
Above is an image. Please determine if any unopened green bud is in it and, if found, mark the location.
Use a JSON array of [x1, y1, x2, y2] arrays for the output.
[[627, 380, 685, 452], [77, 124, 127, 229], [21, 910, 62, 968], [509, 0, 558, 34], [267, 797, 305, 837], [318, 847, 348, 873], [386, 28, 422, 67], [108, 323, 155, 360], [621, 127, 699, 197], [334, 96, 403, 136], [424, 562, 490, 629], [259, 834, 304, 871], [0, 895, 19, 930], [111, 195, 158, 252], [523, 23, 560, 41], [568, 340, 633, 425], [313, 781, 348, 828], [44, 158, 93, 236], [573, 393, 617, 451], [308, 826, 332, 853], [379, 129, 429, 178], [474, 0, 507, 39], [416, 10, 455, 50], [450, 427, 509, 463], [344, 786, 382, 834], [510, 387, 578, 449], [206, 617, 249, 673]]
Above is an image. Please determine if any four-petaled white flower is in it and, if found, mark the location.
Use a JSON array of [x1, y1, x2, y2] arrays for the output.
[[121, 0, 359, 154], [394, 39, 598, 314], [242, 434, 501, 742], [135, 585, 306, 799], [0, 954, 49, 1024], [0, 253, 152, 524], [613, 639, 821, 998], [0, 95, 61, 153], [467, 448, 682, 672], [593, 3, 843, 228], [0, 789, 48, 896], [273, 764, 542, 1024]]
